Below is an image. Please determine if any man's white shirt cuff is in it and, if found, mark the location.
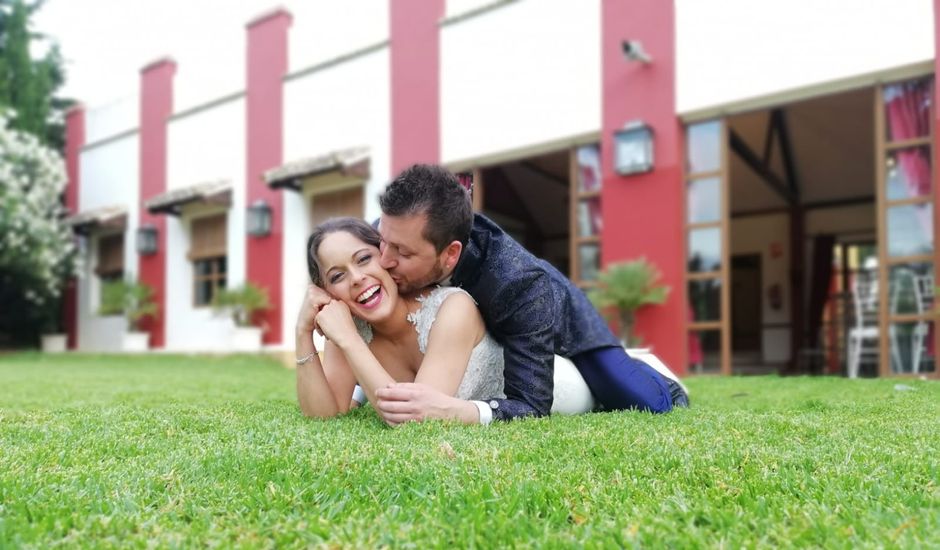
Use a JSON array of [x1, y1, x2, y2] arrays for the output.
[[472, 400, 493, 425]]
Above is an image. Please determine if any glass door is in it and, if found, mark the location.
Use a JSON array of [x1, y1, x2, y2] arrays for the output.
[[876, 76, 937, 377], [685, 120, 730, 374]]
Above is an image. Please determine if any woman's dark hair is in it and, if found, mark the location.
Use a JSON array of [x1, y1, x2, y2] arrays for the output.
[[378, 164, 472, 252], [306, 217, 381, 285]]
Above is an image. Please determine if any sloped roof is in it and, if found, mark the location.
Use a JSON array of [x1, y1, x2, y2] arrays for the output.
[[64, 204, 127, 234], [264, 146, 370, 190], [145, 179, 232, 216]]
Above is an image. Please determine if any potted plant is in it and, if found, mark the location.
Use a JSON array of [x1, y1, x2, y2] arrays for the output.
[[211, 283, 270, 351], [587, 258, 670, 348], [99, 279, 157, 352], [38, 294, 68, 352]]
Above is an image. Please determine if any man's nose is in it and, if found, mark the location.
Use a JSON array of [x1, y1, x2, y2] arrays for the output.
[[379, 247, 396, 269]]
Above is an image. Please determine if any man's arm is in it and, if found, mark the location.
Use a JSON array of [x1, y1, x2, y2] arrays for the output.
[[376, 272, 557, 423], [483, 271, 556, 420]]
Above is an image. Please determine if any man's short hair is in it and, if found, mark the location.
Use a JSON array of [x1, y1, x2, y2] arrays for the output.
[[379, 164, 473, 252]]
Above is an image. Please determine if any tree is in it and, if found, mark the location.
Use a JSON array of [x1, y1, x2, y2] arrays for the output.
[[0, 112, 78, 344], [0, 0, 70, 150]]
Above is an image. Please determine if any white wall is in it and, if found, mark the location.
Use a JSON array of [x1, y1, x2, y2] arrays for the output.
[[282, 48, 391, 345], [676, 0, 935, 115], [165, 207, 237, 351], [288, 1, 389, 73], [84, 94, 138, 145], [731, 213, 791, 363], [446, 0, 506, 19], [76, 135, 140, 351], [440, 0, 601, 164], [165, 99, 246, 351]]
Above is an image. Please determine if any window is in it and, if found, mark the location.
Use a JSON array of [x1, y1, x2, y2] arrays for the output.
[[310, 186, 364, 225], [571, 144, 602, 287], [95, 233, 124, 283], [189, 214, 227, 306]]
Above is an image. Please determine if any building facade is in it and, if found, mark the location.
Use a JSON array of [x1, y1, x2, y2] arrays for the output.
[[63, 0, 940, 379]]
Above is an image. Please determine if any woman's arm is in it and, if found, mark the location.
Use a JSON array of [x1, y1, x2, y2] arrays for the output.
[[295, 285, 357, 418], [373, 293, 486, 426], [315, 300, 397, 409], [414, 292, 485, 394]]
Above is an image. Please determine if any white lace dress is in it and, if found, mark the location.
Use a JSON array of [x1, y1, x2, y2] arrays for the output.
[[355, 286, 595, 413]]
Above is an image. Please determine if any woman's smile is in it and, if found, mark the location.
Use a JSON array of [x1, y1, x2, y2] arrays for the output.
[[355, 284, 383, 309]]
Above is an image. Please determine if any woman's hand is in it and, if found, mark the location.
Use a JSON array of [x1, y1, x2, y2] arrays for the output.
[[315, 300, 359, 349], [296, 283, 332, 336]]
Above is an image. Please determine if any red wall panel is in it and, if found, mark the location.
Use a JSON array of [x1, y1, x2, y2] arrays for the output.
[[601, 0, 686, 374]]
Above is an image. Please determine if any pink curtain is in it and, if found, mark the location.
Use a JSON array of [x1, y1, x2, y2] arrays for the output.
[[577, 146, 603, 235], [884, 80, 934, 251], [884, 81, 931, 197]]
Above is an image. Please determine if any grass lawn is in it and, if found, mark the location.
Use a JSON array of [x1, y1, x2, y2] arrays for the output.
[[1, 353, 937, 548]]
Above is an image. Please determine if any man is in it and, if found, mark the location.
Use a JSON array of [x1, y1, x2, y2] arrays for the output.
[[373, 164, 688, 424]]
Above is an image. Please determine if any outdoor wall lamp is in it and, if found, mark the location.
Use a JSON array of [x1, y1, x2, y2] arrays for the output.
[[614, 120, 655, 175], [136, 224, 158, 255], [246, 199, 272, 237]]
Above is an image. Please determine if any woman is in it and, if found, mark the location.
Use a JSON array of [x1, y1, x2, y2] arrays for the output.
[[295, 218, 659, 424]]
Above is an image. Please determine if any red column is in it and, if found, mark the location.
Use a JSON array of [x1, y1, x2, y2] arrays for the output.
[[600, 0, 686, 374], [246, 9, 291, 346], [63, 106, 84, 349], [138, 58, 176, 348], [390, 0, 443, 174]]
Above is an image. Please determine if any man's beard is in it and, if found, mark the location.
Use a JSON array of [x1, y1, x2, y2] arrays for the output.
[[396, 262, 447, 295]]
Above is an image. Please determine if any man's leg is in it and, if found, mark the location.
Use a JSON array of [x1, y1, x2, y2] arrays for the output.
[[571, 347, 687, 413]]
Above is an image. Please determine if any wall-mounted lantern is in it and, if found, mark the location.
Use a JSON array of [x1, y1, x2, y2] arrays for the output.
[[613, 120, 655, 176], [136, 224, 158, 255], [246, 199, 272, 237]]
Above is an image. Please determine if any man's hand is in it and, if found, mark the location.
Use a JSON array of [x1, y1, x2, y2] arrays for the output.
[[375, 382, 480, 426]]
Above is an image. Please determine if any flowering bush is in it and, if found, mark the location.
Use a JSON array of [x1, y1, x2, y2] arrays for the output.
[[0, 111, 79, 336]]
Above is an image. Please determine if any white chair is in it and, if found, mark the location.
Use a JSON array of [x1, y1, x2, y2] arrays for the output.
[[910, 273, 934, 374], [847, 275, 903, 378], [847, 276, 879, 378]]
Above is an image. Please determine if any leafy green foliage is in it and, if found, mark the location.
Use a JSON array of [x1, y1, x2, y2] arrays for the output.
[[0, 112, 76, 342], [98, 279, 157, 331], [0, 0, 70, 149], [1, 354, 937, 547], [211, 282, 270, 327], [588, 258, 669, 345]]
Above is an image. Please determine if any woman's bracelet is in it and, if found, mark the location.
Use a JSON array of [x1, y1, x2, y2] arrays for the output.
[[296, 352, 317, 366]]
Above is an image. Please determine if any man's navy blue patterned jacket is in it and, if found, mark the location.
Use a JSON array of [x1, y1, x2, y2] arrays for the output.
[[450, 214, 621, 420]]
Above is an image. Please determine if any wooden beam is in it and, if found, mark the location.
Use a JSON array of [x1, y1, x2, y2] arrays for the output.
[[762, 111, 776, 164], [730, 129, 796, 205], [774, 109, 801, 198]]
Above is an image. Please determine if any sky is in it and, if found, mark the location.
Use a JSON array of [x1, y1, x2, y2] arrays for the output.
[[31, 0, 389, 111]]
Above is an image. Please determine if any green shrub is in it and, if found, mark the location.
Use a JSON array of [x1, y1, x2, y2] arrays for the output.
[[98, 279, 157, 331], [211, 283, 270, 327], [587, 258, 669, 346]]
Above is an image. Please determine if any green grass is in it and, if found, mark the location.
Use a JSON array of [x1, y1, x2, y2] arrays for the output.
[[1, 353, 938, 548]]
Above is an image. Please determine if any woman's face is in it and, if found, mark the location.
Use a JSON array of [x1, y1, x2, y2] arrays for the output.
[[316, 230, 399, 323]]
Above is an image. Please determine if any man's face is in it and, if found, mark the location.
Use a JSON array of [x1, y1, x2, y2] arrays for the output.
[[378, 213, 449, 295]]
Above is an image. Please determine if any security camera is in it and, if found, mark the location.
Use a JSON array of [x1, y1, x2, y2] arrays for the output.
[[621, 40, 652, 64]]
